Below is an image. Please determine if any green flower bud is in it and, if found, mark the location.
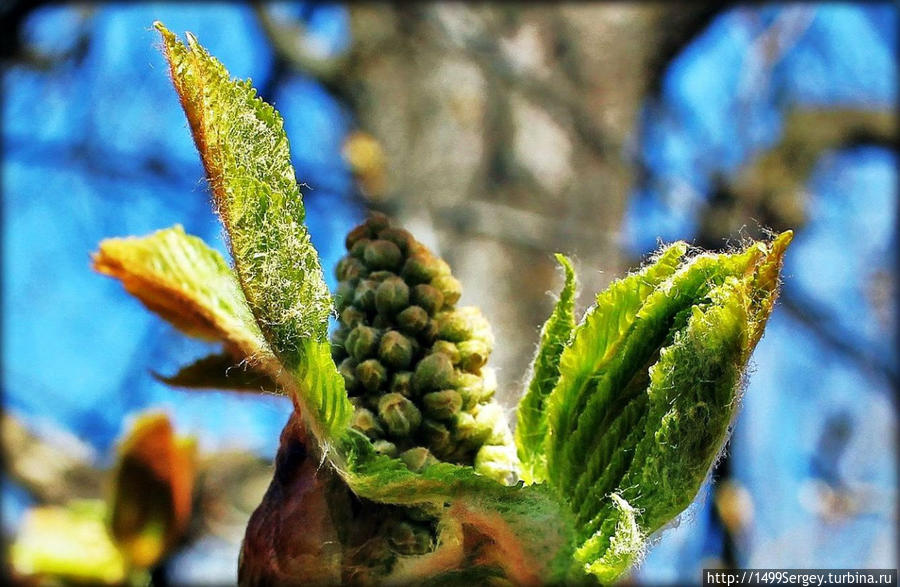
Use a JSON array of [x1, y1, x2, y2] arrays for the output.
[[421, 390, 463, 421], [331, 326, 349, 352], [375, 277, 410, 316], [336, 256, 367, 282], [473, 403, 511, 446], [436, 307, 492, 344], [346, 325, 380, 362], [454, 371, 493, 408], [386, 520, 433, 555], [356, 359, 387, 393], [398, 447, 438, 473], [335, 281, 355, 311], [364, 239, 403, 271], [377, 227, 415, 256], [378, 330, 414, 370], [390, 371, 413, 398], [378, 393, 422, 437], [338, 358, 358, 393], [340, 306, 366, 329], [430, 340, 460, 364], [412, 353, 455, 394], [345, 223, 372, 250], [452, 412, 488, 447], [411, 284, 444, 315], [396, 306, 428, 335], [420, 419, 452, 457], [349, 238, 370, 260], [364, 212, 391, 234], [352, 279, 378, 312], [430, 275, 462, 307], [351, 407, 384, 439], [368, 270, 396, 282], [400, 252, 445, 284], [418, 319, 439, 345], [474, 445, 519, 486], [457, 339, 490, 373], [372, 440, 398, 458]]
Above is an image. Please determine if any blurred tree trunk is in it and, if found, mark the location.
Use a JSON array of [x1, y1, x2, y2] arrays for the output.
[[261, 3, 726, 403]]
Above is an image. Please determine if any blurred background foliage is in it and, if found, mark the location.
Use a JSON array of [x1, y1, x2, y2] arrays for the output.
[[1, 2, 896, 584]]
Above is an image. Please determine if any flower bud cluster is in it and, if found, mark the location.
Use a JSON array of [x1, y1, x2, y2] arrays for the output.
[[331, 213, 518, 484]]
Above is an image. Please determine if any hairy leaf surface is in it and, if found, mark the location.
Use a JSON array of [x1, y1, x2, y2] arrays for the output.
[[516, 254, 577, 484], [155, 24, 351, 440]]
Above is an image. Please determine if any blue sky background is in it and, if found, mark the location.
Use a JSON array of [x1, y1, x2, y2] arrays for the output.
[[2, 3, 896, 583]]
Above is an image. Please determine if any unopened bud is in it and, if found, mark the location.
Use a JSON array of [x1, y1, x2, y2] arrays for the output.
[[401, 252, 445, 284], [365, 212, 391, 234], [420, 419, 452, 457], [364, 239, 403, 271], [377, 227, 415, 256], [351, 407, 384, 439], [346, 325, 380, 361], [336, 256, 366, 282], [431, 275, 462, 307], [368, 270, 396, 282], [335, 281, 355, 311], [352, 279, 378, 312], [412, 353, 455, 394], [474, 445, 519, 486], [338, 358, 358, 393], [372, 440, 398, 458], [345, 223, 371, 250], [419, 319, 439, 345], [356, 359, 387, 393], [340, 306, 366, 329], [396, 306, 428, 335], [349, 238, 370, 260], [378, 393, 422, 437], [398, 447, 438, 473], [454, 371, 493, 408], [386, 520, 434, 555], [378, 330, 414, 370], [452, 412, 488, 447], [473, 403, 511, 446], [390, 371, 413, 398], [422, 390, 463, 421], [375, 277, 410, 316], [411, 284, 444, 315], [457, 339, 490, 373], [430, 341, 460, 364]]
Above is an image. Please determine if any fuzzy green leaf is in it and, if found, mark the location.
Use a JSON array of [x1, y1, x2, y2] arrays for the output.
[[93, 225, 272, 364], [155, 23, 352, 440], [544, 241, 688, 489], [515, 254, 577, 484], [154, 352, 279, 393], [550, 233, 791, 581]]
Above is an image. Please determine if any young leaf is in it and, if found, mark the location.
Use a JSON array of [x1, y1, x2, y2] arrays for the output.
[[543, 241, 688, 489], [515, 254, 576, 484], [155, 23, 352, 440], [549, 233, 791, 581], [154, 352, 280, 394], [93, 225, 271, 365], [9, 500, 128, 585], [108, 411, 196, 569]]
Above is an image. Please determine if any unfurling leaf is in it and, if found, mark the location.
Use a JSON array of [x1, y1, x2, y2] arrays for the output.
[[516, 254, 576, 484], [93, 224, 273, 366], [526, 232, 792, 581], [109, 411, 196, 569], [9, 500, 128, 585], [155, 22, 352, 443], [155, 352, 279, 394]]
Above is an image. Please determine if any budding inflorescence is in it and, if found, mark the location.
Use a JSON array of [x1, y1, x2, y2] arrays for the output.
[[331, 213, 518, 484]]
